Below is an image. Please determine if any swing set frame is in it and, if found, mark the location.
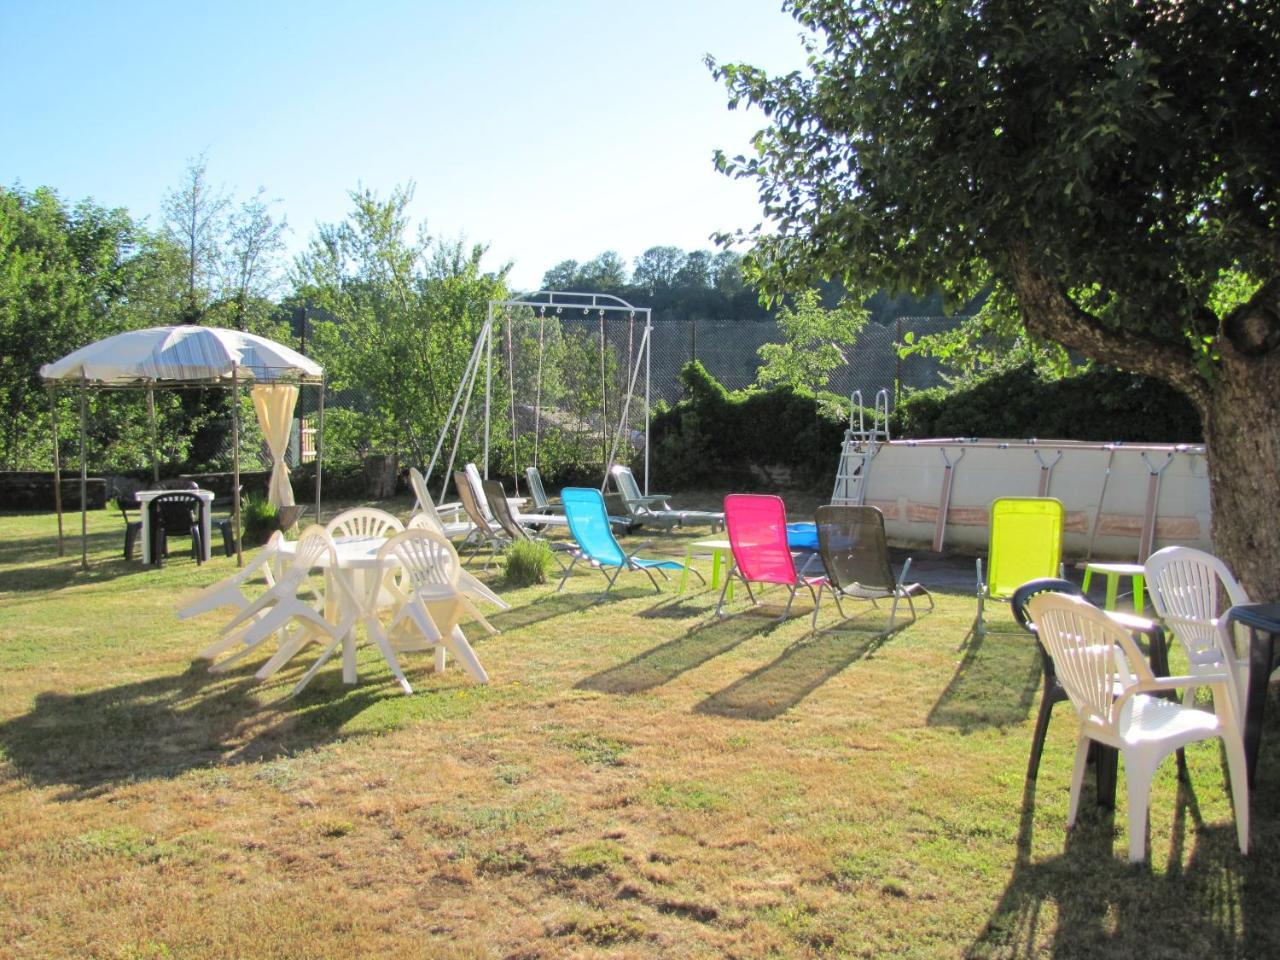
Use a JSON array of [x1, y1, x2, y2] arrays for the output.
[[424, 291, 652, 503]]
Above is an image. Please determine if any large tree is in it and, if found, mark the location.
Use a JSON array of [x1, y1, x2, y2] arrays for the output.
[[292, 184, 508, 466], [711, 0, 1280, 596], [161, 154, 229, 324], [0, 186, 135, 468]]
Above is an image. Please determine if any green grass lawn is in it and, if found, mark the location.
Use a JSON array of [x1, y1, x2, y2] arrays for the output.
[[1, 502, 1278, 958]]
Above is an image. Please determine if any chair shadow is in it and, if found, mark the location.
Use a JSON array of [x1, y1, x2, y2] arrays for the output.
[[696, 624, 890, 720], [967, 771, 1273, 958], [487, 592, 602, 632], [928, 626, 1042, 731], [0, 657, 430, 800], [575, 617, 769, 695]]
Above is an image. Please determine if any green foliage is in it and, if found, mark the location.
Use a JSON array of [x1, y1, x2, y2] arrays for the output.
[[649, 361, 845, 489], [293, 183, 509, 468], [0, 186, 205, 471], [756, 289, 868, 394], [899, 284, 1073, 383], [711, 2, 1278, 336], [893, 365, 1202, 443], [239, 493, 279, 547], [502, 539, 554, 587]]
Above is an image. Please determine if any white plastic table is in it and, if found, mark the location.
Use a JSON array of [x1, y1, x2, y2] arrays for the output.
[[274, 536, 388, 685], [274, 536, 490, 691], [138, 489, 215, 564]]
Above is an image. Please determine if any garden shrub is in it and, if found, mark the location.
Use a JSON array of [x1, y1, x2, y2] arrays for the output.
[[892, 364, 1202, 442], [648, 361, 847, 490], [240, 494, 281, 546], [503, 539, 554, 587]]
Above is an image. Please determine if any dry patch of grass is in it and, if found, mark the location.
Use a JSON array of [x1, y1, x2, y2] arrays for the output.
[[1, 501, 1278, 958]]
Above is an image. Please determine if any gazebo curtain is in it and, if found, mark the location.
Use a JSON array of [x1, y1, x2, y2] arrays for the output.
[[252, 384, 298, 508]]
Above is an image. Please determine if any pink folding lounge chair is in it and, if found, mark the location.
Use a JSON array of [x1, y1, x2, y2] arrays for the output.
[[716, 494, 827, 621]]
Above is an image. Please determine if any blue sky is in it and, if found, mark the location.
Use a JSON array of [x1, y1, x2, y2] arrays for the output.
[[0, 1, 811, 290]]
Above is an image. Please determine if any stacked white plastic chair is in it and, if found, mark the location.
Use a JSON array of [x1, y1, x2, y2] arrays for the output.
[[208, 525, 355, 678], [1028, 591, 1248, 863], [407, 513, 509, 611], [179, 532, 284, 662], [325, 507, 405, 541], [294, 528, 495, 694]]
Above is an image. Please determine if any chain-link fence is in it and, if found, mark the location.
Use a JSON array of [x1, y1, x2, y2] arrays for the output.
[[647, 315, 965, 405]]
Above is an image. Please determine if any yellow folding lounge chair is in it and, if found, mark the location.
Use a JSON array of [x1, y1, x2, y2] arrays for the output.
[[970, 497, 1065, 641]]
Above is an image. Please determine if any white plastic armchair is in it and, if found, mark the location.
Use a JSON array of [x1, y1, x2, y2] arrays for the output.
[[325, 507, 405, 541], [1028, 591, 1249, 863], [408, 513, 510, 611], [1144, 546, 1255, 711], [180, 533, 284, 660], [209, 525, 355, 677]]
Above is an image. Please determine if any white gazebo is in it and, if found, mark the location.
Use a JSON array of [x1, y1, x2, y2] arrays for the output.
[[40, 325, 326, 569]]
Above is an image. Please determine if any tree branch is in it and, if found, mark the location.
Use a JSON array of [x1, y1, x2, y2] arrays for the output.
[[1008, 243, 1211, 409], [1222, 276, 1280, 359]]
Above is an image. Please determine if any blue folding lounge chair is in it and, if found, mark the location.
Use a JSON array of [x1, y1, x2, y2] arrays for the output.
[[557, 487, 705, 599]]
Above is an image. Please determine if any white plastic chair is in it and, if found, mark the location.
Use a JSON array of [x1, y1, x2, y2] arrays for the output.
[[296, 529, 495, 694], [1144, 546, 1257, 712], [209, 525, 355, 677], [409, 513, 510, 611], [609, 464, 724, 532], [325, 507, 404, 541], [409, 467, 470, 532], [1028, 591, 1249, 863], [180, 533, 284, 663]]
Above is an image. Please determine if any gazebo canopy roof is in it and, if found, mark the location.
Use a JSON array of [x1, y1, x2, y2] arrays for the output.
[[40, 325, 323, 387]]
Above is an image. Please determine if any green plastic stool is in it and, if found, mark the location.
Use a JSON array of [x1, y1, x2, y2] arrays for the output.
[[1082, 562, 1146, 613]]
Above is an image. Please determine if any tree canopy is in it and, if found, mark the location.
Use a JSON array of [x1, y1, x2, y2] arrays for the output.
[[711, 0, 1280, 593]]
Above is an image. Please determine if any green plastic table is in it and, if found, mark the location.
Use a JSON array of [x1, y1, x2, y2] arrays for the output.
[[1082, 561, 1146, 613]]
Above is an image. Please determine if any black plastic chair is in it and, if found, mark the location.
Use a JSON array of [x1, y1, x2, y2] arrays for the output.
[[1010, 577, 1084, 784], [117, 493, 144, 561], [147, 492, 204, 566], [209, 485, 243, 557]]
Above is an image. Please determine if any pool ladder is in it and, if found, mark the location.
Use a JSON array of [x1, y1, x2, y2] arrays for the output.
[[831, 389, 891, 505]]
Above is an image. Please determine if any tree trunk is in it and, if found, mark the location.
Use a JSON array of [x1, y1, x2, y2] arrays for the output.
[[1202, 356, 1280, 601], [1010, 248, 1280, 598]]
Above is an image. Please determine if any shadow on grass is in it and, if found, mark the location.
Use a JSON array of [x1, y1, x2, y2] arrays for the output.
[[575, 616, 769, 695], [0, 530, 158, 593], [637, 591, 720, 619], [0, 656, 468, 799], [927, 626, 1041, 730], [967, 770, 1277, 958], [696, 623, 892, 720], [487, 592, 602, 632]]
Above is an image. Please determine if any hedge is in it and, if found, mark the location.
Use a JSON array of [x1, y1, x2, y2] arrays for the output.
[[892, 364, 1202, 442], [647, 362, 847, 489], [646, 361, 1203, 495]]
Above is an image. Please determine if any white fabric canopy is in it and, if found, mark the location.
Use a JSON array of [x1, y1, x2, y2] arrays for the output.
[[40, 325, 322, 385], [252, 384, 298, 508], [41, 324, 325, 569]]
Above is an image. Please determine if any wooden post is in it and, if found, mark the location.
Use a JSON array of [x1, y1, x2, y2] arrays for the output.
[[146, 384, 159, 483], [49, 386, 64, 557], [79, 373, 88, 571], [315, 379, 324, 525], [232, 364, 243, 567]]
